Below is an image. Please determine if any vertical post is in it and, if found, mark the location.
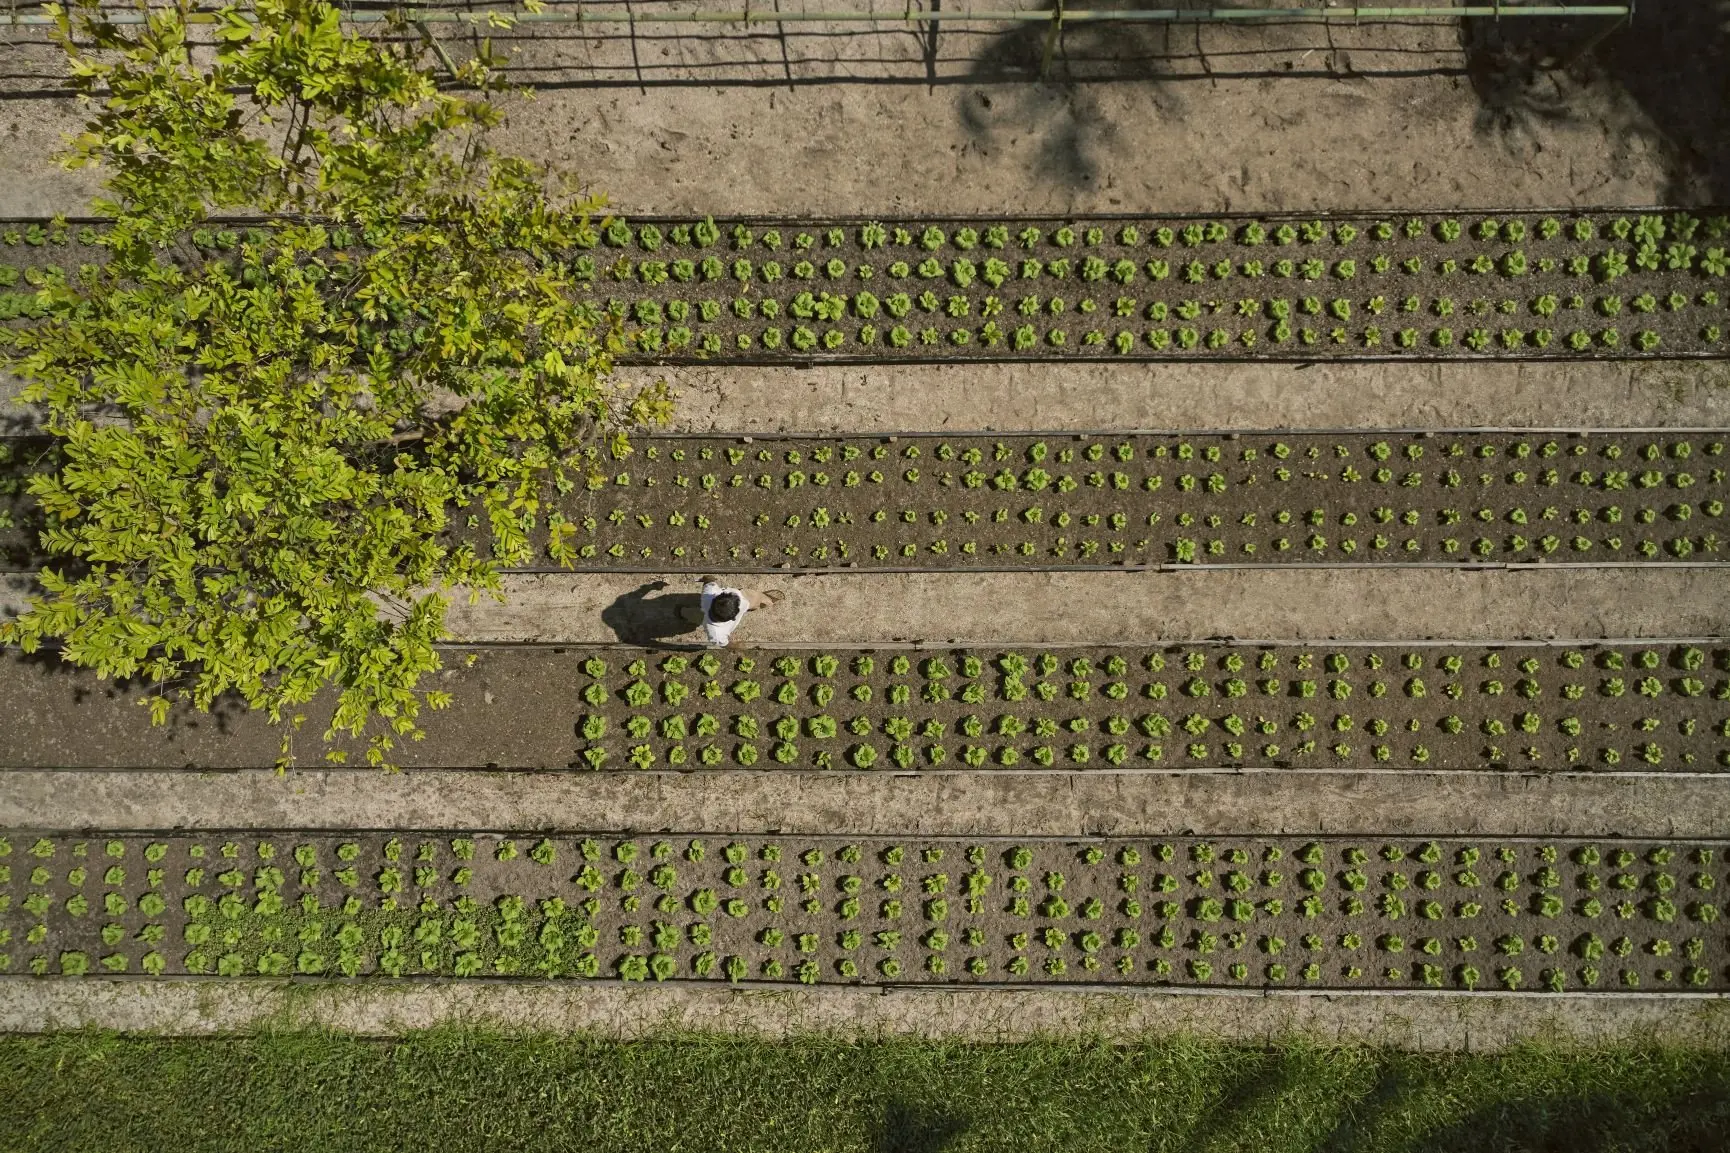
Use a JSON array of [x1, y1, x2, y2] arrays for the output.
[[1040, 0, 1064, 80]]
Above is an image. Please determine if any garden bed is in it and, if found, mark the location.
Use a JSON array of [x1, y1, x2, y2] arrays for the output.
[[554, 642, 1730, 775], [8, 430, 1726, 572], [3, 210, 1730, 365], [2, 830, 1724, 993], [583, 211, 1730, 363], [480, 430, 1730, 570], [3, 642, 1724, 773]]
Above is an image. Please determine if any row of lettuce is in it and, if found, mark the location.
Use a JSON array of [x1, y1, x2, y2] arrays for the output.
[[2, 833, 1723, 991]]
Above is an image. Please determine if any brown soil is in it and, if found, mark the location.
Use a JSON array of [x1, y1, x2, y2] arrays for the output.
[[0, 13, 1712, 220]]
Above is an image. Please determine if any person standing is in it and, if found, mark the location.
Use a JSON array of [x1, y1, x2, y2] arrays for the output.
[[680, 577, 784, 647]]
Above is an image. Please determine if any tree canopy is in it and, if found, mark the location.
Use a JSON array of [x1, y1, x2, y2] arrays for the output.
[[0, 0, 669, 766]]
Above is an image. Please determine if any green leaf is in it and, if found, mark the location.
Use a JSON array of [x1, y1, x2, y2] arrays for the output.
[[0, 0, 667, 769]]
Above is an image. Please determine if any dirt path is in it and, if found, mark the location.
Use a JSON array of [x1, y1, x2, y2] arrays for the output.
[[6, 767, 1727, 838], [651, 361, 1730, 435], [12, 568, 1718, 647], [10, 361, 1730, 437], [436, 568, 1730, 644], [6, 570, 1720, 649]]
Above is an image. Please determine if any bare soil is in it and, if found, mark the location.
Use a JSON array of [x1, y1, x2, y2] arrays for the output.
[[484, 22, 1695, 218], [648, 359, 1730, 437], [7, 567, 1728, 655], [442, 568, 1730, 645], [0, 10, 1718, 220], [6, 768, 1729, 840]]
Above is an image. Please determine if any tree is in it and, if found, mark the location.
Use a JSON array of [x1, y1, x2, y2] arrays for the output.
[[0, 0, 669, 767]]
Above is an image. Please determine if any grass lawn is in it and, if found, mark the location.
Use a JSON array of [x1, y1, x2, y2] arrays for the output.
[[1, 1031, 1727, 1151]]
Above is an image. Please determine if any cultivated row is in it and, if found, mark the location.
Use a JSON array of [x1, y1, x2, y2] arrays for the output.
[[581, 210, 1730, 361], [3, 832, 1723, 993], [556, 643, 1730, 773], [10, 431, 1724, 573], [2, 210, 1728, 362], [477, 432, 1727, 570]]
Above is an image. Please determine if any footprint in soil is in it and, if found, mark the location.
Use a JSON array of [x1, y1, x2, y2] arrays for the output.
[[600, 580, 704, 646]]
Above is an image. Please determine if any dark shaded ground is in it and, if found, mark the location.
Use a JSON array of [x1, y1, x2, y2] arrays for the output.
[[598, 579, 704, 645], [966, 0, 1728, 206], [1461, 0, 1730, 204]]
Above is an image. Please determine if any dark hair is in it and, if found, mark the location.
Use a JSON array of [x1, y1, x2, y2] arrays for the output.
[[709, 592, 742, 622]]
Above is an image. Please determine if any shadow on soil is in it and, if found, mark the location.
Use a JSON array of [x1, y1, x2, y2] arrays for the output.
[[599, 580, 704, 647], [954, 0, 1730, 203], [0, 643, 261, 767], [1462, 0, 1730, 203], [0, 436, 51, 569], [869, 1100, 968, 1153], [483, 0, 1469, 91]]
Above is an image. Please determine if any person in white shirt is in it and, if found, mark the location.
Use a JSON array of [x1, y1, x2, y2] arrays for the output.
[[680, 578, 783, 647]]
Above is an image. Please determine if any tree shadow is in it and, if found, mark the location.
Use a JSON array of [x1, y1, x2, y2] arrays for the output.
[[1156, 1045, 1730, 1153], [1395, 1079, 1730, 1153], [868, 1098, 969, 1153], [0, 434, 52, 568], [1461, 0, 1730, 203], [954, 0, 1186, 195], [598, 579, 704, 647], [0, 642, 264, 768]]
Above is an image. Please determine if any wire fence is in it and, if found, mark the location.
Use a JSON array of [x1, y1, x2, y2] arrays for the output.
[[0, 1, 1638, 26], [0, 0, 1635, 86]]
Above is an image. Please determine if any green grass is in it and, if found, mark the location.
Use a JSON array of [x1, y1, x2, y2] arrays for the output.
[[2, 1032, 1728, 1151]]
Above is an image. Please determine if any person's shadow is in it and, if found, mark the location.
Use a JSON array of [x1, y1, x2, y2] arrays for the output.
[[600, 580, 705, 646]]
